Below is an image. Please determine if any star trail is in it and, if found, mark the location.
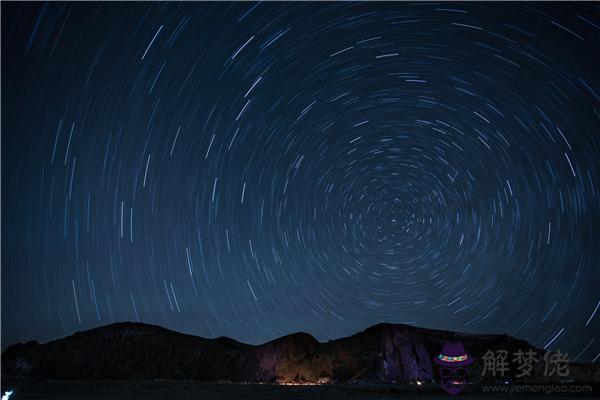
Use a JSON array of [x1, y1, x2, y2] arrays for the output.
[[2, 2, 599, 362]]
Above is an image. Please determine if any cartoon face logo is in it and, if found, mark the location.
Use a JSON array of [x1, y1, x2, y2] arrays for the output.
[[433, 342, 473, 395]]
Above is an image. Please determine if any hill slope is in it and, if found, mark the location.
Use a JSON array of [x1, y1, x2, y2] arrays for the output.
[[2, 322, 598, 383]]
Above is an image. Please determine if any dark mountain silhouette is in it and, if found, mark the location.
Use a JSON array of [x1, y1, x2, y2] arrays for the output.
[[2, 322, 598, 383]]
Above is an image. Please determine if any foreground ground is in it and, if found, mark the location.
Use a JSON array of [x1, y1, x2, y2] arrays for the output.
[[1, 380, 598, 399]]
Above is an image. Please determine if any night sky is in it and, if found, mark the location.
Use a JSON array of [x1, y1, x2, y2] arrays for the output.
[[2, 2, 599, 362]]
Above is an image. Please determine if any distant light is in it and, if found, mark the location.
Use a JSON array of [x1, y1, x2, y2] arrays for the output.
[[2, 390, 13, 400], [416, 380, 422, 386]]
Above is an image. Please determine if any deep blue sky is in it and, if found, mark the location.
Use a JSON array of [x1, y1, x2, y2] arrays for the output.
[[2, 2, 599, 361]]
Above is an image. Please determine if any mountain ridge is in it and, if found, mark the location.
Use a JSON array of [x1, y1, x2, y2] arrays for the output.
[[2, 321, 598, 384]]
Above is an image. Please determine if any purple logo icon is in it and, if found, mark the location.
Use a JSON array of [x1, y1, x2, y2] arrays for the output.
[[433, 342, 473, 395]]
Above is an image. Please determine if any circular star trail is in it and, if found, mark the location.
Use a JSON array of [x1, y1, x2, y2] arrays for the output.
[[2, 2, 599, 361]]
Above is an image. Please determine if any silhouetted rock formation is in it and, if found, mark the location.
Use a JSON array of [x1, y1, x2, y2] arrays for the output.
[[2, 322, 598, 383]]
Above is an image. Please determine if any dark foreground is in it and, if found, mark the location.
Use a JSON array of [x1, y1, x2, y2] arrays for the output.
[[1, 381, 598, 400]]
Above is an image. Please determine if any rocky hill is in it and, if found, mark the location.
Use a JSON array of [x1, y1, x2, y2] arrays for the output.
[[2, 322, 598, 383]]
